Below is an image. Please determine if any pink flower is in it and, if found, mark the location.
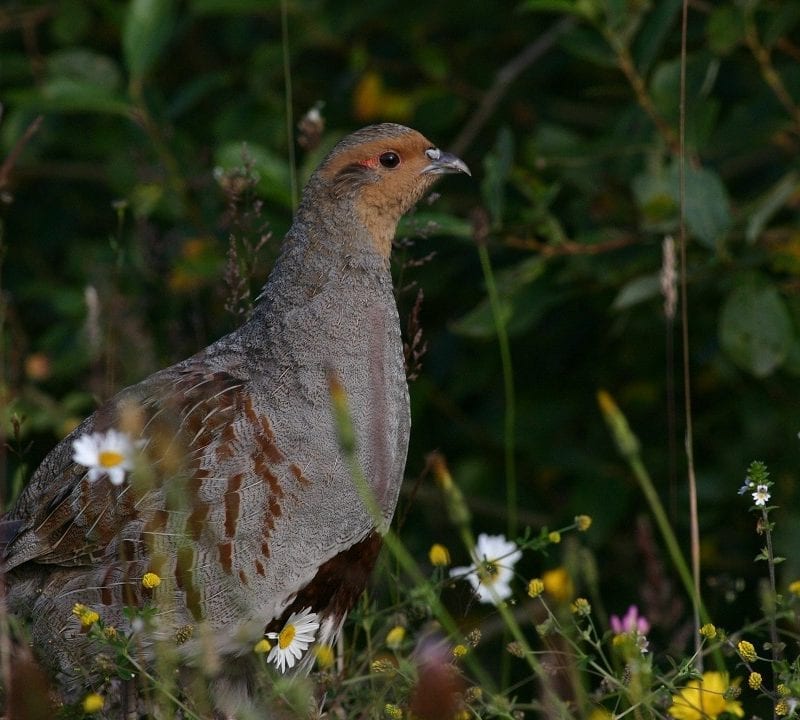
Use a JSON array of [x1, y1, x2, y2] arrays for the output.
[[610, 605, 650, 635]]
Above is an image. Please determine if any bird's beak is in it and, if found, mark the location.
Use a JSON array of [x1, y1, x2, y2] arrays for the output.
[[422, 148, 471, 177]]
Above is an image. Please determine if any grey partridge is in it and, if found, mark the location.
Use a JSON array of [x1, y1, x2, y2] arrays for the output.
[[1, 123, 469, 714]]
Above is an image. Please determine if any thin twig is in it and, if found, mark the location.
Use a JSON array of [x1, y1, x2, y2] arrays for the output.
[[451, 17, 575, 156], [504, 233, 637, 256], [604, 31, 679, 154], [744, 18, 800, 136], [0, 114, 43, 190]]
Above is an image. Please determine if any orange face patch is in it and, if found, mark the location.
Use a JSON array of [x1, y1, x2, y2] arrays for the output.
[[319, 131, 432, 180]]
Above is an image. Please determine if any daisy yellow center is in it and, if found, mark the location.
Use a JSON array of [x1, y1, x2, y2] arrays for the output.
[[478, 561, 499, 584], [278, 624, 296, 649], [99, 450, 124, 468]]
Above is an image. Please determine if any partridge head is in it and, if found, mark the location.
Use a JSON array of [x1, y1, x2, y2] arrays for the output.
[[1, 124, 469, 715]]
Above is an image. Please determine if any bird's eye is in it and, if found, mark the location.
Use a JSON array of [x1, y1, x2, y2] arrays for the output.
[[379, 152, 401, 169]]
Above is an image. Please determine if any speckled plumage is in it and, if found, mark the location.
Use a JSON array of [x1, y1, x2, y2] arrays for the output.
[[1, 123, 468, 715]]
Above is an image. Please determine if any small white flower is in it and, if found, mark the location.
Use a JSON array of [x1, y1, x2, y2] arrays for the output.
[[752, 484, 770, 507], [266, 607, 320, 673], [449, 533, 522, 605], [71, 429, 138, 486]]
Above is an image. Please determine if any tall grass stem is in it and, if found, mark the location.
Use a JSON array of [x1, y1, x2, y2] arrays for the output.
[[476, 244, 517, 539]]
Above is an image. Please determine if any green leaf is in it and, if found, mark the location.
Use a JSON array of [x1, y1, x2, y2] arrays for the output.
[[51, 0, 93, 44], [632, 170, 678, 230], [35, 80, 128, 114], [612, 273, 662, 311], [762, 2, 800, 49], [650, 57, 722, 147], [668, 162, 732, 250], [633, 0, 682, 73], [707, 6, 745, 56], [47, 49, 123, 90], [123, 0, 177, 81], [558, 26, 616, 67], [745, 171, 799, 244], [481, 127, 514, 228], [719, 279, 793, 377], [26, 49, 131, 113]]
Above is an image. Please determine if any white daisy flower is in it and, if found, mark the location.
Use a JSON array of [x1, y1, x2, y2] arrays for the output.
[[449, 533, 522, 605], [71, 429, 138, 486], [266, 607, 320, 673], [752, 484, 771, 507]]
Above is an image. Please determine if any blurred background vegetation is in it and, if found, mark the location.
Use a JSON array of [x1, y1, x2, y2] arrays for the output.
[[2, 0, 800, 672]]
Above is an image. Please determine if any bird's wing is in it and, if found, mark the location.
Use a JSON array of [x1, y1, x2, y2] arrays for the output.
[[1, 365, 249, 570]]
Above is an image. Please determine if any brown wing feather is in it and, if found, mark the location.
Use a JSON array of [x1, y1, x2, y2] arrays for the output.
[[2, 366, 246, 572]]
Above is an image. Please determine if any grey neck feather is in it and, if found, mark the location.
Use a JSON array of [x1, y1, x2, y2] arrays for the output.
[[252, 174, 393, 326]]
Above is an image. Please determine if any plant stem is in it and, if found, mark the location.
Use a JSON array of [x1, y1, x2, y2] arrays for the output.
[[280, 0, 298, 210], [676, 0, 704, 672], [760, 507, 782, 671], [602, 29, 679, 153], [597, 390, 726, 671], [744, 17, 800, 135], [476, 243, 518, 538]]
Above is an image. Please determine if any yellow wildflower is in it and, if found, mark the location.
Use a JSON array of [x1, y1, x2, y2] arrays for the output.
[[748, 672, 762, 690], [575, 515, 593, 531], [571, 598, 591, 616], [315, 644, 335, 669], [103, 626, 118, 641], [542, 567, 574, 603], [527, 578, 545, 598], [506, 640, 524, 657], [371, 659, 395, 674], [254, 638, 272, 654], [72, 603, 99, 628], [175, 624, 194, 644], [776, 701, 790, 717], [777, 684, 790, 697], [548, 531, 561, 544], [699, 623, 717, 639], [737, 640, 757, 662], [429, 543, 451, 567], [82, 693, 104, 714], [384, 703, 403, 719], [465, 686, 482, 702], [385, 625, 406, 649], [142, 572, 161, 589], [668, 672, 744, 720], [789, 580, 800, 597], [453, 644, 468, 658], [588, 708, 614, 720]]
